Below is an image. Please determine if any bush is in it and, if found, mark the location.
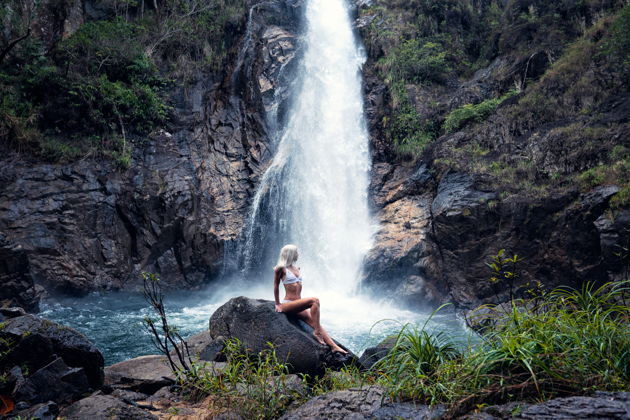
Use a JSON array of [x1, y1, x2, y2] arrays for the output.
[[443, 90, 517, 133], [386, 81, 437, 156], [600, 5, 630, 78], [179, 339, 301, 419], [379, 39, 450, 84]]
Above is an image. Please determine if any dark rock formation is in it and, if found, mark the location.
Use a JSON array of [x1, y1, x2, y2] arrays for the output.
[[208, 297, 357, 374], [0, 311, 104, 409], [0, 235, 41, 312], [280, 386, 386, 420], [0, 0, 304, 305], [59, 394, 158, 420], [512, 392, 630, 420], [358, 336, 396, 370], [104, 355, 176, 395], [463, 391, 630, 419]]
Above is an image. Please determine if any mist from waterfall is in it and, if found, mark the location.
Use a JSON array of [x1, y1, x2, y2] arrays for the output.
[[239, 0, 375, 296]]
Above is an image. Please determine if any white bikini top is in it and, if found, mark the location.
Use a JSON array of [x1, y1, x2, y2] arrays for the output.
[[282, 267, 303, 285]]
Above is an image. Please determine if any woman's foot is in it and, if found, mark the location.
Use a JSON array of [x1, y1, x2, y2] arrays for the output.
[[330, 344, 348, 354], [313, 330, 326, 345]]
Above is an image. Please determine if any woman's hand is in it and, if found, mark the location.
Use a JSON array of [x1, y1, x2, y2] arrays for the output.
[[275, 304, 283, 313]]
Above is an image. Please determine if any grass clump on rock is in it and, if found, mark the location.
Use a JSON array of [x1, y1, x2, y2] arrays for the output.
[[178, 339, 301, 420]]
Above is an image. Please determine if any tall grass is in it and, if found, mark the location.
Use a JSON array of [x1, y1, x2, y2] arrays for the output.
[[373, 281, 630, 414]]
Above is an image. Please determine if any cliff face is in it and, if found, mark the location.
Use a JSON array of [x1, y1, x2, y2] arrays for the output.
[[359, 0, 630, 308], [0, 0, 303, 298]]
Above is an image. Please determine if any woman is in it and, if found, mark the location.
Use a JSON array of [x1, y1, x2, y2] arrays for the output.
[[273, 244, 347, 354]]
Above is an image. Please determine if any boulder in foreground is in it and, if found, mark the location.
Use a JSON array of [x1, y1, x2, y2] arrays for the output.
[[208, 297, 357, 374], [0, 310, 104, 409]]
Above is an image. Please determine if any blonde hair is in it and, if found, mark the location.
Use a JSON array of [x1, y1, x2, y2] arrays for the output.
[[274, 244, 298, 270]]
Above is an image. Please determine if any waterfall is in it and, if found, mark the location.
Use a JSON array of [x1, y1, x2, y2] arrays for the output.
[[239, 0, 374, 295]]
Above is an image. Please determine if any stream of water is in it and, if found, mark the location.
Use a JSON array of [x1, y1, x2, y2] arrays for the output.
[[40, 0, 471, 365]]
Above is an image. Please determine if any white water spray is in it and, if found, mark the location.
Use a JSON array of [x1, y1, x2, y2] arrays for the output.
[[241, 0, 375, 296]]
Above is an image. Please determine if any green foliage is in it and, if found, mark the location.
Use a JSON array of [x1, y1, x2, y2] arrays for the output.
[[600, 5, 630, 77], [443, 90, 517, 133], [374, 324, 460, 398], [0, 0, 249, 163], [379, 39, 450, 84], [180, 338, 301, 419], [154, 0, 248, 78], [386, 81, 436, 156], [486, 249, 523, 303], [373, 281, 630, 410]]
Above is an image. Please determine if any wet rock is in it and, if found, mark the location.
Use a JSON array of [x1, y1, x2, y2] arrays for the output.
[[104, 355, 176, 395], [208, 297, 357, 375], [0, 314, 104, 392], [513, 392, 630, 419], [59, 394, 157, 420], [358, 336, 396, 370], [280, 386, 386, 419], [0, 235, 40, 312], [372, 402, 445, 419], [9, 401, 59, 420]]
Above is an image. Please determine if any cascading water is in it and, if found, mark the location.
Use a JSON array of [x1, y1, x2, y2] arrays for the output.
[[239, 0, 374, 295]]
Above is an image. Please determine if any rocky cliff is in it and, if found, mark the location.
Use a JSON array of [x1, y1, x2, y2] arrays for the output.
[[1, 0, 629, 311], [0, 0, 303, 299], [360, 0, 630, 308]]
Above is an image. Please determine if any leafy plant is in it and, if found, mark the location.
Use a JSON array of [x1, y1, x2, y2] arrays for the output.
[[486, 249, 523, 303], [372, 281, 630, 413], [379, 39, 450, 84], [443, 90, 518, 133], [180, 338, 301, 419]]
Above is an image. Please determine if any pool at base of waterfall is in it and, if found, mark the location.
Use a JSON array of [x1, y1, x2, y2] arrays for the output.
[[39, 288, 472, 365]]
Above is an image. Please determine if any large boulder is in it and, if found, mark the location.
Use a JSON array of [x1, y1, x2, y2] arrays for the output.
[[465, 391, 630, 419], [0, 312, 104, 410], [280, 386, 386, 419], [358, 336, 396, 370], [59, 394, 157, 420], [104, 355, 176, 395], [208, 297, 357, 374]]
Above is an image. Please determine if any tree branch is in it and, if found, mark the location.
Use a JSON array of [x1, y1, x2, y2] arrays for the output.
[[0, 28, 31, 64]]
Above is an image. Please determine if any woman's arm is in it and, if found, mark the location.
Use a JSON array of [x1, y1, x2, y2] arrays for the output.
[[273, 267, 283, 312]]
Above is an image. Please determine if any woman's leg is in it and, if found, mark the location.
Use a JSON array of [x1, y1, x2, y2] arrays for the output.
[[318, 328, 347, 354], [281, 298, 325, 344], [295, 309, 348, 354]]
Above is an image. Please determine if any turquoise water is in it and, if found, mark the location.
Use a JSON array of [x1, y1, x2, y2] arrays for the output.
[[39, 287, 472, 366]]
